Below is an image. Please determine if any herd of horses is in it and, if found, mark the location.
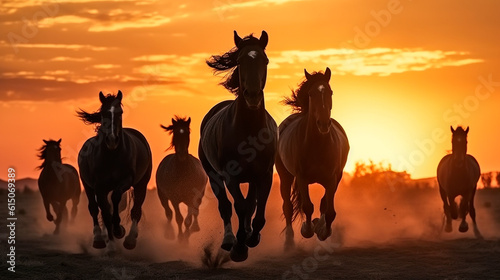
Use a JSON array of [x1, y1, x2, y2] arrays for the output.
[[36, 30, 483, 262]]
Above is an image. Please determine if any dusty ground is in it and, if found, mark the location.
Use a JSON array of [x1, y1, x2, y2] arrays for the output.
[[1, 181, 500, 279]]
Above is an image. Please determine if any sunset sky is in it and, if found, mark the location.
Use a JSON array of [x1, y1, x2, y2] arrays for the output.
[[1, 0, 499, 184]]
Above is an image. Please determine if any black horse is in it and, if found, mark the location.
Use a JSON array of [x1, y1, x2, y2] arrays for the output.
[[156, 116, 207, 242], [77, 91, 152, 250], [199, 30, 277, 262], [37, 139, 81, 234], [437, 126, 482, 238], [276, 68, 349, 249]]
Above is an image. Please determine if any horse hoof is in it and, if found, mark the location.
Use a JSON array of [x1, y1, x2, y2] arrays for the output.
[[230, 243, 248, 262], [123, 236, 137, 250], [459, 222, 469, 233], [93, 239, 106, 249], [246, 232, 260, 248], [221, 233, 236, 251], [47, 215, 54, 222], [301, 222, 314, 239], [191, 224, 200, 233], [316, 228, 332, 241], [113, 225, 126, 239]]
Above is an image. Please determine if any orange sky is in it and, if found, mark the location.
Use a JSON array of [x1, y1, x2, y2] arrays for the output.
[[1, 0, 499, 184]]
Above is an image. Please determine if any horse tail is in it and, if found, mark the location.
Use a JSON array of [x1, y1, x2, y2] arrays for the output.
[[290, 178, 302, 223]]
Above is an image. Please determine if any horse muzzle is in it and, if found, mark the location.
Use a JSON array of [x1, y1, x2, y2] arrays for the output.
[[105, 135, 119, 150], [244, 90, 263, 110], [317, 120, 330, 134]]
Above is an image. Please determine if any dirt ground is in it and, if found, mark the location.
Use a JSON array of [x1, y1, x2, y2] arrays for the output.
[[1, 180, 500, 279]]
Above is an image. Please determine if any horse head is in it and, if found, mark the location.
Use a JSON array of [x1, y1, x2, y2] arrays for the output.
[[40, 138, 62, 163], [305, 67, 332, 134], [451, 125, 469, 165], [161, 116, 191, 158], [235, 30, 269, 110], [98, 91, 123, 150]]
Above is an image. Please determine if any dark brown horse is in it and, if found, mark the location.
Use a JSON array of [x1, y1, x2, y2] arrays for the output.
[[199, 30, 277, 262], [437, 126, 482, 238], [37, 139, 81, 234], [156, 116, 207, 242], [77, 91, 152, 250], [276, 68, 349, 249]]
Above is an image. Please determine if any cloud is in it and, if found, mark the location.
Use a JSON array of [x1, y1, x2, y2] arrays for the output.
[[268, 48, 484, 76], [213, 0, 304, 12], [0, 41, 111, 51]]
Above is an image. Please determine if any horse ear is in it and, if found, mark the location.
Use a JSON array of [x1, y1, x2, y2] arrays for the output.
[[234, 30, 242, 47], [43, 140, 49, 144], [325, 67, 331, 81], [465, 126, 469, 133], [57, 138, 62, 144], [259, 30, 268, 49], [187, 117, 191, 125], [450, 126, 455, 133], [99, 91, 105, 103], [172, 118, 177, 125], [117, 90, 123, 101], [304, 69, 312, 80]]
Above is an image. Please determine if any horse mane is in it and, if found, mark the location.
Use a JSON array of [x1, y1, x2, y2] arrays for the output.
[[76, 93, 122, 131], [36, 140, 59, 170], [283, 71, 328, 113], [160, 116, 190, 150], [206, 34, 263, 95]]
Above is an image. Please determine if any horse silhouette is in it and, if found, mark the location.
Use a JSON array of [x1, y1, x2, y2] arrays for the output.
[[437, 126, 482, 238], [37, 139, 81, 234], [276, 68, 349, 249], [199, 30, 277, 262], [156, 116, 207, 242], [77, 90, 152, 250]]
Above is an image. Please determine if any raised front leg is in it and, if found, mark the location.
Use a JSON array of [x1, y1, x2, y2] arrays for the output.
[[124, 181, 147, 250], [43, 198, 54, 222], [297, 177, 314, 239], [315, 180, 338, 241]]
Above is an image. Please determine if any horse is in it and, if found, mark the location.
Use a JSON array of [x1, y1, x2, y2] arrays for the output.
[[437, 126, 482, 239], [156, 116, 208, 242], [37, 139, 81, 234], [77, 90, 152, 250], [199, 30, 277, 262], [276, 68, 349, 249]]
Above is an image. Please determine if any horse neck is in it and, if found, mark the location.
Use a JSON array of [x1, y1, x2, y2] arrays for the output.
[[233, 95, 266, 128], [41, 157, 62, 174], [173, 141, 189, 160], [304, 109, 329, 146]]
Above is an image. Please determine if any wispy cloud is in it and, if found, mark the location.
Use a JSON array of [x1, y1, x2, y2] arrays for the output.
[[213, 0, 304, 11], [269, 48, 483, 76], [0, 41, 111, 51]]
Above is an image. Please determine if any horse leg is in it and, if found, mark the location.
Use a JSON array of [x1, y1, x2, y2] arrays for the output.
[[70, 192, 80, 224], [159, 196, 175, 239], [226, 181, 248, 262], [53, 201, 66, 235], [469, 188, 483, 239], [458, 196, 469, 233], [246, 172, 273, 249], [124, 181, 147, 250], [279, 172, 295, 250], [315, 182, 337, 241], [297, 177, 314, 239], [190, 201, 201, 233], [83, 186, 105, 248], [244, 186, 257, 236], [96, 191, 114, 249], [439, 186, 452, 233], [43, 198, 54, 222], [208, 175, 235, 251], [111, 190, 126, 239], [172, 202, 185, 242]]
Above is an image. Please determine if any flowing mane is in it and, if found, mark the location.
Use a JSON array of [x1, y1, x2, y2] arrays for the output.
[[160, 116, 191, 150], [284, 71, 328, 113], [206, 34, 264, 95], [76, 93, 122, 131], [37, 140, 60, 170]]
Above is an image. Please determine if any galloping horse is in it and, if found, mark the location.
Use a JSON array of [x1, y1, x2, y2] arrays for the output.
[[156, 116, 207, 242], [77, 91, 152, 249], [437, 126, 482, 238], [276, 68, 349, 249], [199, 30, 277, 262], [37, 139, 81, 234]]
